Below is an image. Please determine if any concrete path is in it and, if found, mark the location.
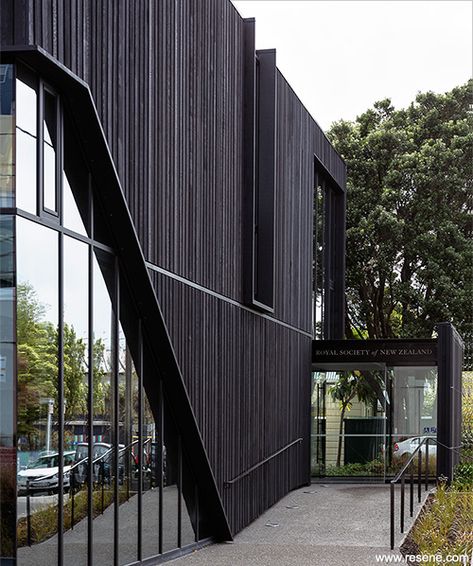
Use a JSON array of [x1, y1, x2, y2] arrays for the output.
[[171, 484, 427, 566]]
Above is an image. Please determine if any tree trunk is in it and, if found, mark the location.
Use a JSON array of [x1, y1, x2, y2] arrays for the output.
[[337, 405, 346, 468]]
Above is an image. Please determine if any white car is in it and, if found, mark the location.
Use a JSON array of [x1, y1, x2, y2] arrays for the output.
[[17, 451, 75, 495], [392, 437, 436, 461]]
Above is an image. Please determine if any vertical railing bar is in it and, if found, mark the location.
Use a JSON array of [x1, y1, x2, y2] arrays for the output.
[[137, 322, 143, 562], [112, 259, 120, 566], [26, 481, 32, 547], [57, 222, 64, 566], [87, 229, 94, 566], [410, 463, 414, 518], [158, 380, 163, 555], [390, 482, 395, 550], [400, 475, 405, 534], [71, 472, 75, 529], [425, 439, 429, 492], [417, 449, 422, 503]]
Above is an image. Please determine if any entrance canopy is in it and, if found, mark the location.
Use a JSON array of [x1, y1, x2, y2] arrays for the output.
[[312, 323, 463, 482]]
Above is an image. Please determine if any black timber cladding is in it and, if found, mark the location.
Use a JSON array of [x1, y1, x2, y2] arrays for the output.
[[1, 0, 346, 534]]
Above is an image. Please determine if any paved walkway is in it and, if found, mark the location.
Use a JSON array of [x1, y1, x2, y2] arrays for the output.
[[171, 484, 427, 566]]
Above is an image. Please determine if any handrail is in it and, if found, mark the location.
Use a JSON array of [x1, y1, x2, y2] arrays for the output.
[[390, 436, 437, 550], [224, 437, 303, 488]]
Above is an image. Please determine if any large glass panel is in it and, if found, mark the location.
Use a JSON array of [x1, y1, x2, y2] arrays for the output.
[[16, 129, 36, 214], [311, 367, 387, 479], [63, 235, 89, 566], [43, 91, 57, 213], [0, 215, 16, 560], [118, 341, 139, 565], [16, 217, 58, 565], [162, 408, 179, 553], [91, 250, 115, 566], [142, 389, 160, 559], [0, 65, 14, 208], [387, 366, 438, 475]]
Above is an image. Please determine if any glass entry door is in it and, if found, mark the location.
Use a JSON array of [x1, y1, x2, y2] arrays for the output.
[[311, 364, 387, 479]]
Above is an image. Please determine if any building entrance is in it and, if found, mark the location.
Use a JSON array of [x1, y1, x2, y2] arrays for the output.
[[311, 325, 463, 482], [311, 363, 438, 480]]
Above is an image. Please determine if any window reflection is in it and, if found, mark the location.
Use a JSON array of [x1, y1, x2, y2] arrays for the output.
[[15, 79, 37, 137], [0, 215, 16, 559], [63, 236, 89, 566], [92, 250, 114, 566], [141, 389, 161, 559], [118, 340, 139, 566], [16, 217, 58, 566], [16, 129, 37, 214], [0, 65, 14, 208], [42, 91, 57, 213]]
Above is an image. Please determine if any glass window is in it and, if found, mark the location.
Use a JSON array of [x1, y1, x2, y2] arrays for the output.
[[0, 65, 14, 208], [0, 215, 16, 559], [118, 341, 139, 565], [313, 179, 325, 339], [63, 235, 89, 566], [15, 79, 37, 137], [92, 250, 115, 566], [15, 129, 37, 214], [43, 90, 57, 213], [388, 366, 438, 475], [16, 217, 59, 566], [142, 389, 161, 559]]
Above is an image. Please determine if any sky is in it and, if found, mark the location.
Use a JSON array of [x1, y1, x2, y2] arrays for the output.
[[231, 1, 472, 131]]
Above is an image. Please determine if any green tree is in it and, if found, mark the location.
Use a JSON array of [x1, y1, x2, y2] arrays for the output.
[[17, 283, 110, 448], [329, 371, 380, 467], [327, 81, 472, 340]]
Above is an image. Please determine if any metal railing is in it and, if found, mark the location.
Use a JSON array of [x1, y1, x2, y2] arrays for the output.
[[389, 437, 436, 550], [224, 437, 303, 488]]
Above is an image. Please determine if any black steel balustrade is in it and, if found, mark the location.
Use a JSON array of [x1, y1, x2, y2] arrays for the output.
[[390, 437, 436, 550]]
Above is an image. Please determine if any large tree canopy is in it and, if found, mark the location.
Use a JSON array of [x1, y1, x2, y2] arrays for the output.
[[327, 81, 472, 341]]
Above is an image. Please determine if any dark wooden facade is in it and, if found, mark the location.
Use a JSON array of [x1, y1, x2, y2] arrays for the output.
[[2, 0, 346, 535]]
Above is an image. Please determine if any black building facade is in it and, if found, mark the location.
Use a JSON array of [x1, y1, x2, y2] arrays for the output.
[[0, 2, 347, 565]]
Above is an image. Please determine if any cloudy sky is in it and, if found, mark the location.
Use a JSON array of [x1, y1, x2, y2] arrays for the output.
[[231, 1, 472, 130]]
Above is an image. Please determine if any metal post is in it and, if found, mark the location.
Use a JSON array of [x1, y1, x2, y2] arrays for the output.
[[425, 441, 429, 492], [71, 470, 75, 529], [101, 460, 105, 514], [400, 475, 405, 533], [26, 480, 32, 547], [410, 465, 414, 517], [390, 482, 395, 550], [417, 449, 422, 503]]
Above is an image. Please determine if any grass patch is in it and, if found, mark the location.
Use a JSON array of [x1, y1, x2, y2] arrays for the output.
[[410, 482, 473, 556], [17, 482, 136, 547], [406, 372, 473, 557]]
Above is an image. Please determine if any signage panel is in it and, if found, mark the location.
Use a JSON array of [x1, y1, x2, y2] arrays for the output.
[[313, 339, 437, 366]]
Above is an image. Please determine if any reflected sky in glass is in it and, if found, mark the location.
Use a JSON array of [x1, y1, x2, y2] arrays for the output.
[[15, 79, 36, 137], [16, 216, 58, 324], [64, 236, 88, 341], [16, 129, 36, 214]]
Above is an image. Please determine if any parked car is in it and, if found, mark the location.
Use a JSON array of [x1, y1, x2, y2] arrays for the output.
[[17, 451, 76, 495], [392, 436, 437, 461]]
